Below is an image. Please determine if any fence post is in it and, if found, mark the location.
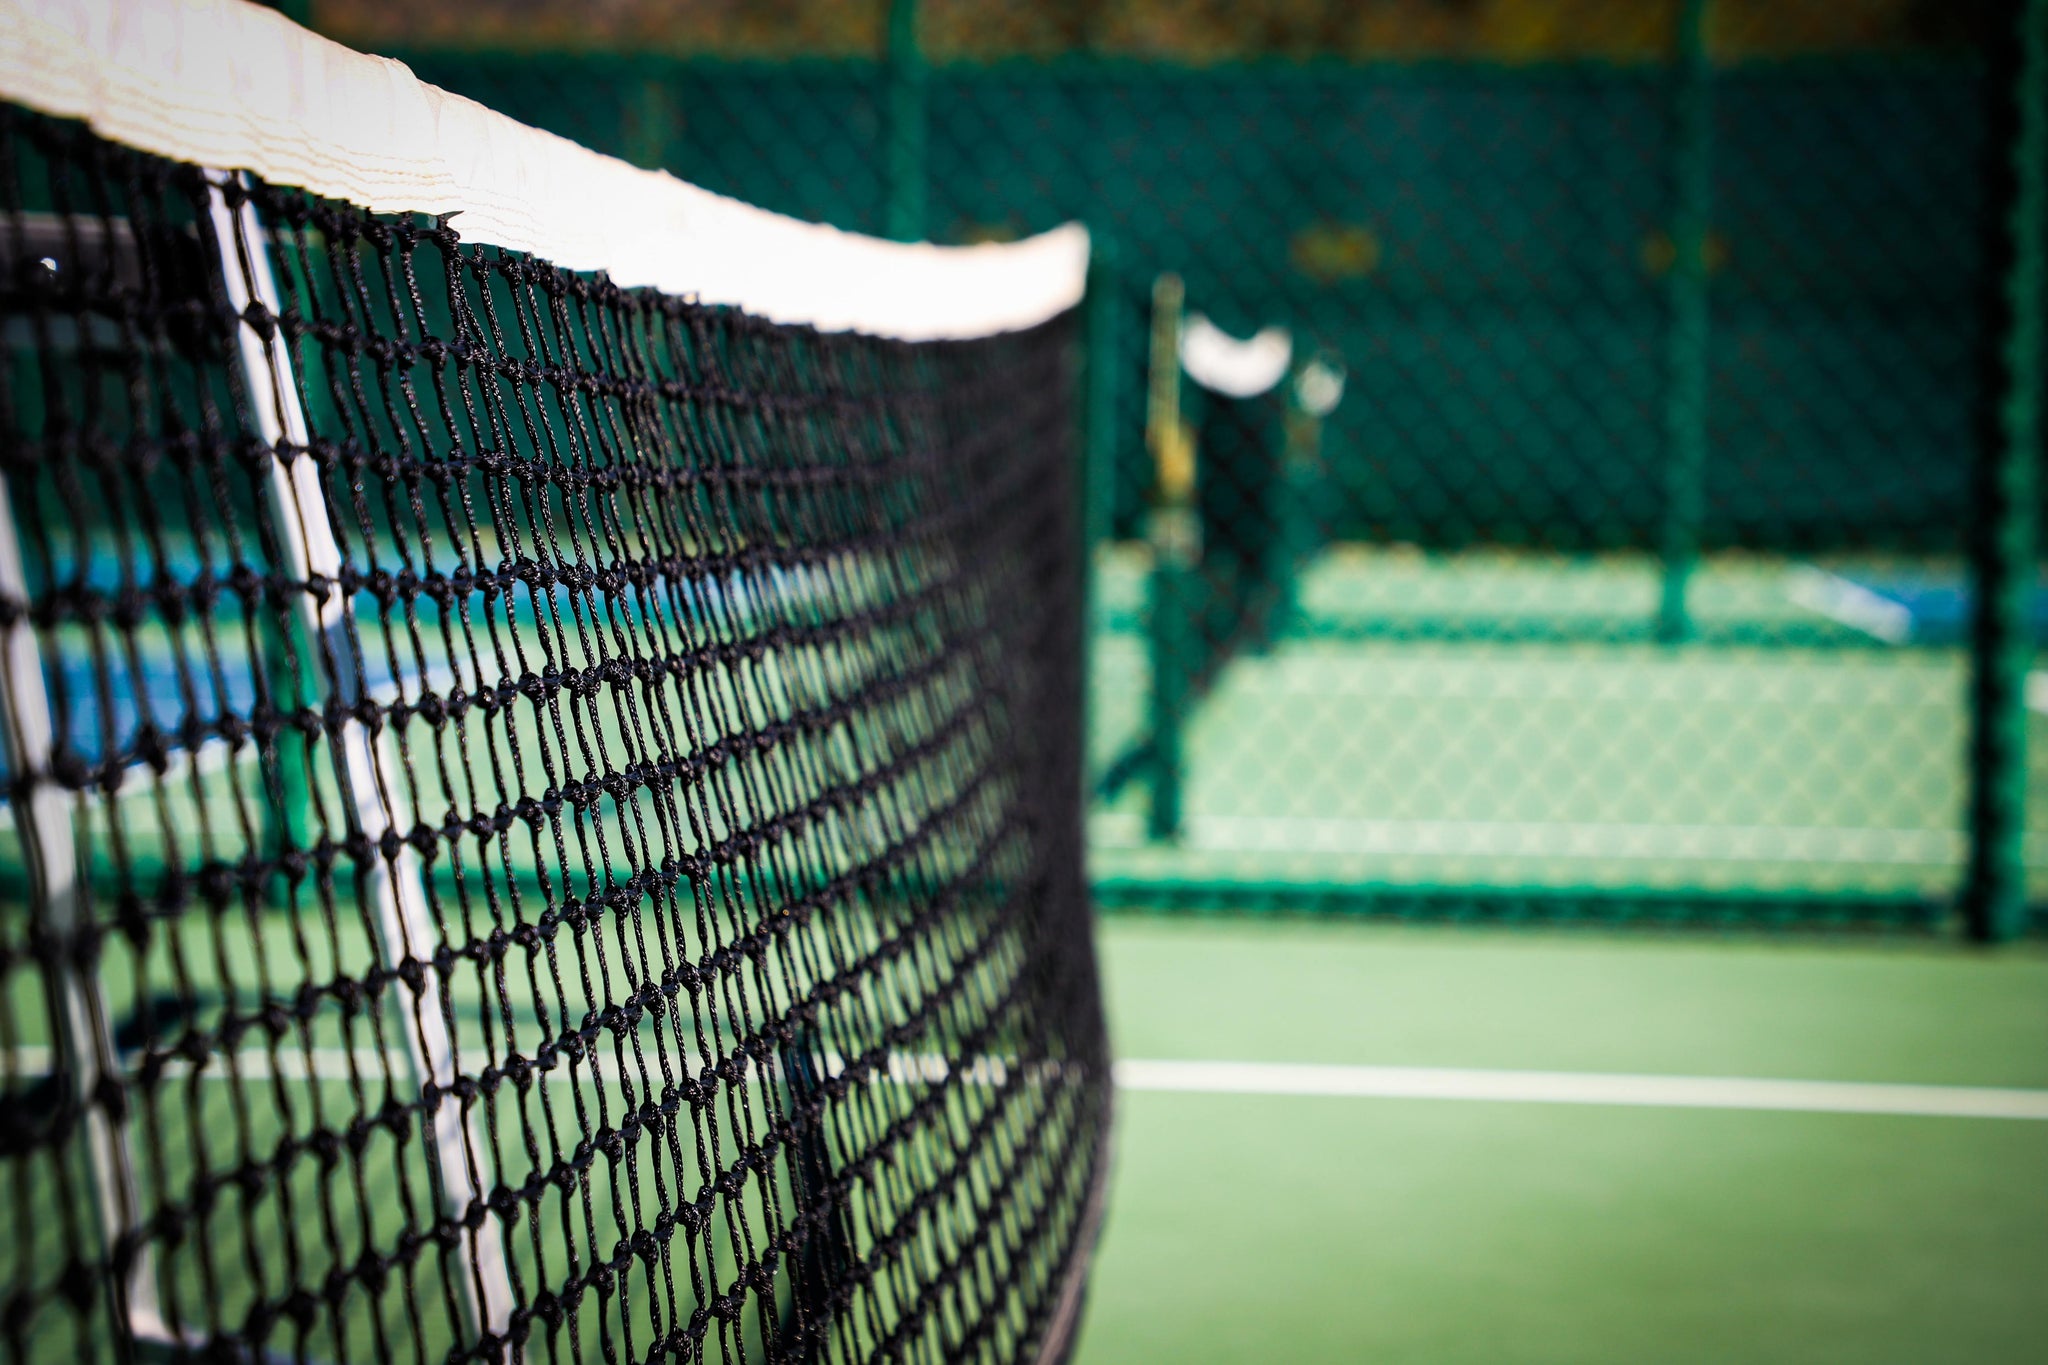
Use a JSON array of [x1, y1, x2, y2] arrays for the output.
[[1965, 0, 2047, 944], [1271, 356, 1345, 643], [1147, 556, 1190, 842], [883, 0, 927, 242], [1082, 233, 1122, 794], [1656, 0, 1713, 644], [1146, 274, 1193, 842]]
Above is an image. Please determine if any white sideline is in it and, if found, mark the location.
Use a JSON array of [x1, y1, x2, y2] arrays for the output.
[[0, 0, 1088, 340], [1089, 812, 2042, 867], [1114, 1058, 2048, 1121], [1784, 566, 1915, 644], [10, 1043, 2043, 1120]]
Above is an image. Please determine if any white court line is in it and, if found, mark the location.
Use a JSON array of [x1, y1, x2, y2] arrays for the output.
[[1218, 656, 1958, 704], [1114, 1059, 2048, 1121], [1089, 813, 2037, 866], [1784, 566, 1914, 644], [12, 1043, 2037, 1120], [2027, 672, 2048, 715]]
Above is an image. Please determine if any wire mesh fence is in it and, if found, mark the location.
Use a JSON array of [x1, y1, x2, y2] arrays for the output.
[[362, 0, 2046, 935]]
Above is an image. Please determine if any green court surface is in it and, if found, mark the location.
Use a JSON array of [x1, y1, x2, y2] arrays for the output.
[[1072, 918, 2048, 1365], [1088, 545, 2048, 910]]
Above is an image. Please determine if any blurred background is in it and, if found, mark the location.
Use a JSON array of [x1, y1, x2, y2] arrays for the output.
[[289, 0, 2044, 1358]]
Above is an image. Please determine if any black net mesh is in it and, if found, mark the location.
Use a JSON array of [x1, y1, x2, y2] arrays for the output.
[[0, 102, 1107, 1364]]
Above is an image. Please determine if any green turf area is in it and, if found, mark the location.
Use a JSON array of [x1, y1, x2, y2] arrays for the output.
[[1073, 918, 2048, 1365]]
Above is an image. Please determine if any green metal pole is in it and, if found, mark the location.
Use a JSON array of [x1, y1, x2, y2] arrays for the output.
[[1965, 0, 2047, 944], [1259, 369, 1312, 651], [1270, 357, 1343, 645], [1147, 550, 1189, 842], [883, 0, 927, 242], [1085, 236, 1122, 583], [1082, 233, 1122, 793], [1146, 273, 1192, 843], [1656, 0, 1713, 644]]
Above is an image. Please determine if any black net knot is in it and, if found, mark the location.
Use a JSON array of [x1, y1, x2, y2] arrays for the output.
[[284, 1288, 320, 1332], [245, 704, 281, 750], [341, 827, 374, 867], [197, 860, 237, 908], [416, 690, 447, 727], [49, 747, 90, 791], [116, 891, 151, 949], [174, 710, 212, 757], [90, 1071, 127, 1126], [345, 1115, 375, 1156], [56, 1258, 96, 1311], [238, 298, 276, 343], [109, 583, 147, 632], [215, 707, 250, 749]]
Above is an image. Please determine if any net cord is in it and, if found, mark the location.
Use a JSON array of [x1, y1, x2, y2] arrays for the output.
[[0, 0, 1090, 341], [205, 172, 517, 1342]]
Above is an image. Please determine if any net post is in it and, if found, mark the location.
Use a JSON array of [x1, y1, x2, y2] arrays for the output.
[[1965, 0, 2047, 945], [1145, 273, 1192, 843], [203, 176, 517, 1338], [1656, 0, 1714, 645], [884, 0, 927, 241], [0, 478, 160, 1343]]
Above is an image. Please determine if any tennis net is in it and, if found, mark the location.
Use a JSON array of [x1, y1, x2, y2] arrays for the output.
[[0, 2, 1109, 1362]]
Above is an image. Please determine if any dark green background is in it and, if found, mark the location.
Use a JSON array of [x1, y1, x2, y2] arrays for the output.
[[399, 53, 1984, 555]]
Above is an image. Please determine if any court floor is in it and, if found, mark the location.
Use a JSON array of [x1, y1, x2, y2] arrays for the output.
[[1087, 545, 2048, 907], [1072, 917, 2048, 1365]]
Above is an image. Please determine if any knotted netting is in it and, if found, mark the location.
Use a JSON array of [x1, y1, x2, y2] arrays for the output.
[[0, 2, 1111, 1361]]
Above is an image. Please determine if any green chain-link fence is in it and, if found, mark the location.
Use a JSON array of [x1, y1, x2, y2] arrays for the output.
[[378, 0, 2046, 936]]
